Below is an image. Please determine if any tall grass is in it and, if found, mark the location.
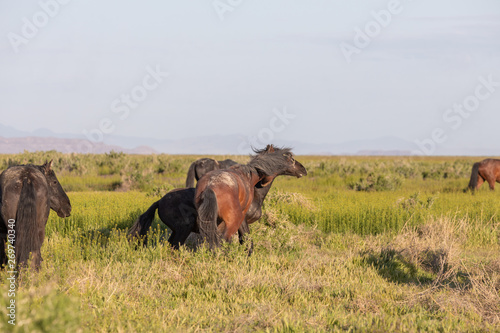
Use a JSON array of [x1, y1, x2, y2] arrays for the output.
[[0, 153, 498, 331]]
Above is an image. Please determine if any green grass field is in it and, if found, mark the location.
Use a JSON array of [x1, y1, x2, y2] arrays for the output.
[[0, 151, 499, 332]]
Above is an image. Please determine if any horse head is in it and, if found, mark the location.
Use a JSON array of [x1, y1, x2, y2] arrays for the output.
[[42, 160, 72, 218], [279, 151, 307, 178], [251, 146, 307, 187]]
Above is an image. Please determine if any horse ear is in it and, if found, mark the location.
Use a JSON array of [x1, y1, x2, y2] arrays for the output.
[[44, 160, 53, 173], [266, 144, 275, 153]]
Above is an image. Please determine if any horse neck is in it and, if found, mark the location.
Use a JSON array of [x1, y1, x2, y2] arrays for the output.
[[254, 178, 274, 204], [248, 170, 263, 187]]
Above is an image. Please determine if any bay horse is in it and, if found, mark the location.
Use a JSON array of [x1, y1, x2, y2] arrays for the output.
[[468, 159, 500, 191], [128, 145, 306, 249], [195, 146, 307, 248], [185, 158, 237, 187], [0, 161, 71, 269]]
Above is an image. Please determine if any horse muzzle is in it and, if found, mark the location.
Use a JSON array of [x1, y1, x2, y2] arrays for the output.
[[57, 207, 72, 218]]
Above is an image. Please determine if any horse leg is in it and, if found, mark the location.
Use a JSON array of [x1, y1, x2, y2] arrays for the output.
[[175, 228, 193, 248], [169, 232, 184, 250], [476, 175, 484, 190], [167, 230, 177, 248], [168, 228, 192, 249], [486, 176, 496, 190], [1, 202, 16, 268], [238, 220, 250, 245], [238, 220, 254, 256], [0, 216, 6, 267], [31, 214, 48, 270], [479, 169, 493, 190], [0, 237, 6, 268], [216, 221, 226, 236], [219, 206, 245, 242]]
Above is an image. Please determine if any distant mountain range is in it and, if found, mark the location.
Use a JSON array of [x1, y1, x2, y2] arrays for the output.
[[0, 123, 496, 156], [0, 137, 157, 154]]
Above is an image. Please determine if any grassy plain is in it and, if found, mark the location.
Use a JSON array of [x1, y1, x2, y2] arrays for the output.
[[0, 151, 499, 332]]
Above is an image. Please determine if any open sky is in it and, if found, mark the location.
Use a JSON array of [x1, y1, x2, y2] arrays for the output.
[[0, 0, 499, 154]]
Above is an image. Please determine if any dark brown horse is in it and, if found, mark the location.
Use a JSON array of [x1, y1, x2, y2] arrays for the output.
[[0, 161, 71, 269], [129, 146, 303, 249], [185, 158, 237, 187], [196, 146, 307, 248], [468, 159, 500, 191]]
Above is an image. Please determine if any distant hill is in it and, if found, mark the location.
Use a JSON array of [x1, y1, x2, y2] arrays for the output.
[[0, 134, 416, 155], [0, 137, 157, 154], [1, 123, 496, 156]]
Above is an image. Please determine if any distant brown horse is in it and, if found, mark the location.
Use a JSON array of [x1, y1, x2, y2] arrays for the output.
[[468, 159, 500, 191], [129, 145, 303, 249], [195, 146, 307, 248], [185, 158, 237, 188], [0, 161, 71, 269]]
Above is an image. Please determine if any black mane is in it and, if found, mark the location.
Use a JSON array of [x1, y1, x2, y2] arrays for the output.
[[251, 145, 292, 156], [246, 147, 294, 177]]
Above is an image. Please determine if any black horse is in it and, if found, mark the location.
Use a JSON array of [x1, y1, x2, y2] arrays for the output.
[[129, 145, 307, 249], [0, 161, 71, 269], [185, 158, 237, 187], [128, 187, 250, 248]]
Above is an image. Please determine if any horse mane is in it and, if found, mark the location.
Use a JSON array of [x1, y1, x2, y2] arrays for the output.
[[15, 163, 48, 176], [246, 147, 294, 177], [251, 145, 291, 156], [31, 164, 47, 175]]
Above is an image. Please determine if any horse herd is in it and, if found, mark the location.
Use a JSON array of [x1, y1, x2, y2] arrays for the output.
[[129, 145, 306, 250], [0, 147, 499, 270], [0, 145, 307, 269]]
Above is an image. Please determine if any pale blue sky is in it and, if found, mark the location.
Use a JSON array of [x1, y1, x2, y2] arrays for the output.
[[0, 0, 499, 154]]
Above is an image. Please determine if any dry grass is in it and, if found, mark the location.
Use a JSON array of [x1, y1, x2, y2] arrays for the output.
[[265, 190, 315, 211], [1, 152, 499, 331], [360, 217, 500, 326]]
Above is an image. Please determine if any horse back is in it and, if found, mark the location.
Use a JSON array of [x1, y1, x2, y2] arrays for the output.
[[196, 168, 256, 217], [0, 166, 50, 225], [158, 187, 198, 231], [479, 159, 500, 173]]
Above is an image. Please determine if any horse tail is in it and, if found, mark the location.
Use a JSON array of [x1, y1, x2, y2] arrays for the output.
[[128, 201, 159, 243], [15, 177, 41, 267], [197, 188, 220, 248], [186, 163, 197, 188], [468, 162, 480, 191]]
